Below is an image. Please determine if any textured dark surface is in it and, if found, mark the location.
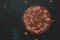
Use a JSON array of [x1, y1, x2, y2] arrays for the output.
[[0, 0, 60, 40]]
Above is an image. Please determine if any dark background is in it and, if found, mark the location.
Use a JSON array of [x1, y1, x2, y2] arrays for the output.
[[0, 0, 60, 40]]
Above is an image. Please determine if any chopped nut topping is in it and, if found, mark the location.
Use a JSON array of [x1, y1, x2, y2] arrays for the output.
[[43, 9, 48, 13], [34, 30, 39, 33], [45, 18, 51, 21], [26, 26, 31, 30], [23, 5, 52, 34]]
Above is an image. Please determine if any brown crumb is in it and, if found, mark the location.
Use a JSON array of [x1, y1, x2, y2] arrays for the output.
[[24, 32, 28, 35]]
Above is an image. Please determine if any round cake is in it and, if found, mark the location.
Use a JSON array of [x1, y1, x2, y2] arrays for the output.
[[22, 5, 52, 35]]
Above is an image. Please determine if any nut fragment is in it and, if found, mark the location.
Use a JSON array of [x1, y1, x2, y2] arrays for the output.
[[36, 6, 41, 10], [34, 30, 39, 34], [45, 18, 51, 21], [24, 32, 28, 35], [43, 9, 48, 13], [26, 26, 31, 30], [34, 38, 38, 40]]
